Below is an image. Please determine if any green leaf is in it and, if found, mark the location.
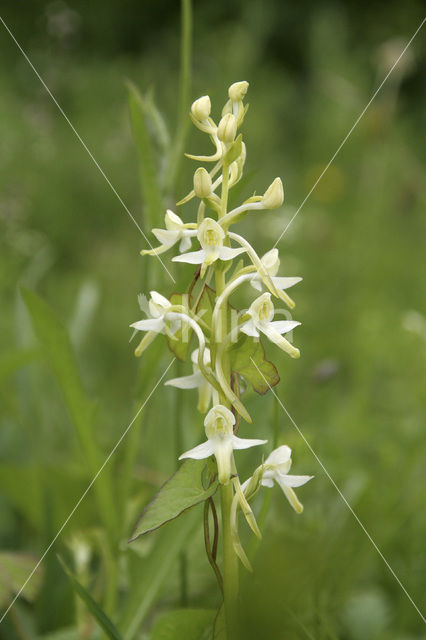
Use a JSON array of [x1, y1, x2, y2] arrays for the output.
[[126, 81, 164, 229], [120, 512, 200, 640], [229, 333, 279, 395], [21, 288, 117, 540], [151, 609, 215, 640], [0, 551, 43, 607], [166, 293, 193, 361], [59, 559, 123, 640], [130, 460, 218, 539]]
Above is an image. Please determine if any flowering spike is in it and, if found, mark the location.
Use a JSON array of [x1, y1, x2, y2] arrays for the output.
[[131, 81, 311, 602]]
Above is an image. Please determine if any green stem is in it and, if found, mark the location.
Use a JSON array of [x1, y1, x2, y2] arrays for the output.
[[215, 157, 239, 638], [221, 481, 239, 637]]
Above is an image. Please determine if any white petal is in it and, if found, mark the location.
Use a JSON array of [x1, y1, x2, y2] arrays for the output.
[[172, 249, 206, 264], [277, 473, 314, 488], [219, 246, 246, 261], [264, 445, 292, 467], [240, 320, 259, 338], [165, 209, 184, 229], [179, 440, 214, 460], [165, 372, 202, 389], [150, 291, 170, 308], [179, 234, 192, 253], [272, 276, 302, 290], [261, 477, 274, 488], [152, 228, 180, 246], [130, 318, 164, 332], [249, 277, 262, 292], [232, 435, 267, 450], [268, 320, 301, 335]]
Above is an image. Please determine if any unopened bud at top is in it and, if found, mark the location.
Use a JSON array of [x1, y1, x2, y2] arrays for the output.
[[193, 167, 212, 198], [191, 95, 211, 121], [217, 113, 237, 143], [228, 81, 249, 102], [262, 177, 284, 209]]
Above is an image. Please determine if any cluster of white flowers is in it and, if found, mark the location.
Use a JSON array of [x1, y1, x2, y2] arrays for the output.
[[131, 81, 312, 568]]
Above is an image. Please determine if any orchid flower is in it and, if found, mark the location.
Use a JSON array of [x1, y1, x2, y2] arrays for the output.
[[256, 445, 313, 513], [141, 210, 197, 256], [130, 291, 175, 334], [240, 292, 301, 358], [173, 218, 245, 277], [179, 405, 266, 485], [165, 348, 215, 413], [250, 249, 302, 297]]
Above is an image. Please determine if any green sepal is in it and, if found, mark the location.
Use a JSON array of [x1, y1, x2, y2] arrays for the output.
[[229, 333, 279, 395], [130, 460, 219, 539]]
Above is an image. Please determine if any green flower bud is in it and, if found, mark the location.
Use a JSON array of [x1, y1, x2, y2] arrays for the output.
[[217, 113, 237, 143], [193, 167, 212, 198], [262, 177, 284, 209], [191, 95, 211, 121], [228, 80, 249, 102]]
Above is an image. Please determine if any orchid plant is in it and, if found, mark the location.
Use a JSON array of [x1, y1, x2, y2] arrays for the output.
[[130, 81, 313, 636]]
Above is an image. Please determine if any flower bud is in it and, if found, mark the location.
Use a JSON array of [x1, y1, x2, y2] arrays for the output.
[[228, 80, 249, 102], [262, 177, 284, 209], [217, 113, 237, 143], [193, 167, 212, 198], [191, 95, 211, 121]]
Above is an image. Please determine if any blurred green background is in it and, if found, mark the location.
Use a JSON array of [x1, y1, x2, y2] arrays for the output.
[[0, 1, 425, 638]]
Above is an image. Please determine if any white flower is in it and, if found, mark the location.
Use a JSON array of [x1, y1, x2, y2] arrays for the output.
[[141, 210, 197, 256], [165, 348, 213, 413], [250, 248, 302, 295], [172, 218, 245, 277], [260, 446, 313, 513], [130, 291, 176, 335], [240, 292, 301, 358], [179, 405, 266, 484]]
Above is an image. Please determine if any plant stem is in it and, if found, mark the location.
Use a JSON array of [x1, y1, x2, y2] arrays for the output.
[[215, 156, 239, 638], [221, 481, 239, 637]]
